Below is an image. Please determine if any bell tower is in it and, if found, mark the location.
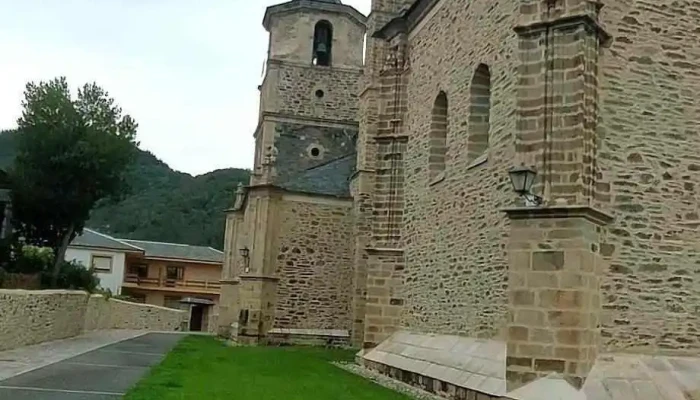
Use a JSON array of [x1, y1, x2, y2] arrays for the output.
[[219, 0, 366, 343], [250, 0, 367, 187]]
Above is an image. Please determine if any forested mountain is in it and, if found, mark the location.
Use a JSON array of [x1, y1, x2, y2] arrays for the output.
[[0, 129, 249, 249]]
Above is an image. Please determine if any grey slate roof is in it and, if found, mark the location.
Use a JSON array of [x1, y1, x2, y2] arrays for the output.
[[70, 229, 224, 264], [280, 153, 355, 197], [120, 239, 224, 264], [70, 229, 142, 252]]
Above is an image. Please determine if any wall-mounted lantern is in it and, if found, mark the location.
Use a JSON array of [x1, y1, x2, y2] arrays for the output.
[[239, 247, 250, 273], [508, 165, 542, 207]]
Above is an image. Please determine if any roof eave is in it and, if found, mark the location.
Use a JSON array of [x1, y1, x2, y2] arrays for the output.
[[68, 244, 145, 254], [373, 0, 441, 39], [263, 1, 368, 31], [140, 255, 223, 265]]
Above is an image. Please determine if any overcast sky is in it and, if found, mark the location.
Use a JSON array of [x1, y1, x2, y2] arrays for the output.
[[0, 0, 371, 175]]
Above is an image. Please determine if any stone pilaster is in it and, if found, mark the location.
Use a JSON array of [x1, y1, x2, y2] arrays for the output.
[[234, 187, 281, 343], [351, 0, 409, 347], [218, 184, 246, 337], [217, 278, 240, 338], [505, 206, 612, 391], [355, 27, 410, 348], [514, 0, 610, 205], [363, 248, 405, 348]]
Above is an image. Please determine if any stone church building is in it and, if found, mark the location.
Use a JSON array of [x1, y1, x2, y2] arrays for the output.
[[220, 0, 700, 398]]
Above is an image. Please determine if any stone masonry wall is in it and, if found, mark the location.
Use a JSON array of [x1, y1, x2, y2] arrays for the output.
[[0, 290, 88, 351], [364, 250, 405, 348], [103, 297, 186, 331], [272, 62, 361, 123], [400, 0, 520, 338], [274, 198, 354, 330], [0, 290, 185, 352], [595, 1, 700, 353]]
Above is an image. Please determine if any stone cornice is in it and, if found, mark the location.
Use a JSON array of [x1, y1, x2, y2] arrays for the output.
[[514, 13, 611, 44], [349, 168, 375, 182], [503, 205, 614, 226], [246, 182, 352, 201], [260, 111, 359, 129], [372, 0, 441, 40], [372, 15, 407, 39], [263, 0, 367, 31], [366, 247, 404, 254], [239, 275, 280, 282], [374, 134, 409, 142], [267, 58, 364, 74]]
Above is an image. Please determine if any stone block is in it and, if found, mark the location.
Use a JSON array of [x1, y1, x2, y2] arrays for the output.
[[532, 251, 565, 271], [511, 290, 535, 306], [509, 326, 529, 342], [556, 329, 583, 346], [538, 289, 584, 309], [507, 356, 533, 369], [534, 358, 566, 373], [530, 328, 555, 344], [514, 309, 545, 326], [518, 344, 554, 358], [548, 311, 585, 328], [527, 272, 559, 288]]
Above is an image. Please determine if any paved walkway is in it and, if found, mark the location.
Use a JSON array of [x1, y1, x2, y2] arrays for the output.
[[0, 332, 184, 399]]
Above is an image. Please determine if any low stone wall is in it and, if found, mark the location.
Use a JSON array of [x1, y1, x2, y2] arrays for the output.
[[107, 297, 185, 331], [0, 290, 89, 351], [0, 289, 186, 352], [266, 328, 351, 347], [83, 295, 186, 332]]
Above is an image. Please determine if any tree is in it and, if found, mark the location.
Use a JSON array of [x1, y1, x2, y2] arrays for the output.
[[10, 77, 138, 285]]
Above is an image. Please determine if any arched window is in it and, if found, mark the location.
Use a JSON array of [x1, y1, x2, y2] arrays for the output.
[[313, 21, 333, 66], [429, 91, 448, 179], [468, 64, 491, 162]]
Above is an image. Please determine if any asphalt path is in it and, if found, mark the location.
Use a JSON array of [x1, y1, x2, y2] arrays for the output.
[[0, 333, 183, 399]]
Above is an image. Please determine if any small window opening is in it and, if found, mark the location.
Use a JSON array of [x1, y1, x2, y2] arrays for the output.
[[310, 147, 321, 157], [429, 91, 448, 180], [468, 64, 491, 162], [312, 20, 333, 66], [315, 89, 325, 98]]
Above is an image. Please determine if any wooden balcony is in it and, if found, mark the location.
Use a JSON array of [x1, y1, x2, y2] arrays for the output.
[[123, 274, 221, 294]]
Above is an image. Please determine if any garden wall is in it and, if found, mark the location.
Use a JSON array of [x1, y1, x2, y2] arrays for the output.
[[0, 289, 186, 351]]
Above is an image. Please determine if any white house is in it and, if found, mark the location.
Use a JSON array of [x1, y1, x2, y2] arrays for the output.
[[66, 229, 142, 294]]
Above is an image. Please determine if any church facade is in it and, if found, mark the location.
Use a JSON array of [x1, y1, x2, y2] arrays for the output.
[[220, 0, 700, 397]]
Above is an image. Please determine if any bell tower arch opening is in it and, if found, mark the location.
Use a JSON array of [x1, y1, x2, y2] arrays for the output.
[[313, 20, 333, 66]]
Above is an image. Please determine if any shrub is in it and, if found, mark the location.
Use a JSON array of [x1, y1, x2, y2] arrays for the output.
[[0, 237, 11, 267], [10, 245, 53, 274], [40, 260, 99, 292]]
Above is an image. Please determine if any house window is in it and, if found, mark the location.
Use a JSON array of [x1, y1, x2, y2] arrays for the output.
[[91, 255, 113, 273], [468, 64, 491, 162], [128, 264, 148, 278], [166, 266, 184, 281], [429, 91, 448, 180], [312, 20, 333, 66]]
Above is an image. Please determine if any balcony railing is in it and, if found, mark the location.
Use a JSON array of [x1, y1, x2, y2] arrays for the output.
[[124, 274, 221, 292]]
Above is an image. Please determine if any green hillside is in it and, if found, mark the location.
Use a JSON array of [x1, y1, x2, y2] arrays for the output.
[[0, 129, 249, 249]]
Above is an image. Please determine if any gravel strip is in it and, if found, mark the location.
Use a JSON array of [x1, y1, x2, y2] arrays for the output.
[[333, 362, 444, 400]]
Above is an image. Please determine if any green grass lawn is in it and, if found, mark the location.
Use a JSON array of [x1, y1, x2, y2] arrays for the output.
[[125, 336, 411, 400]]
